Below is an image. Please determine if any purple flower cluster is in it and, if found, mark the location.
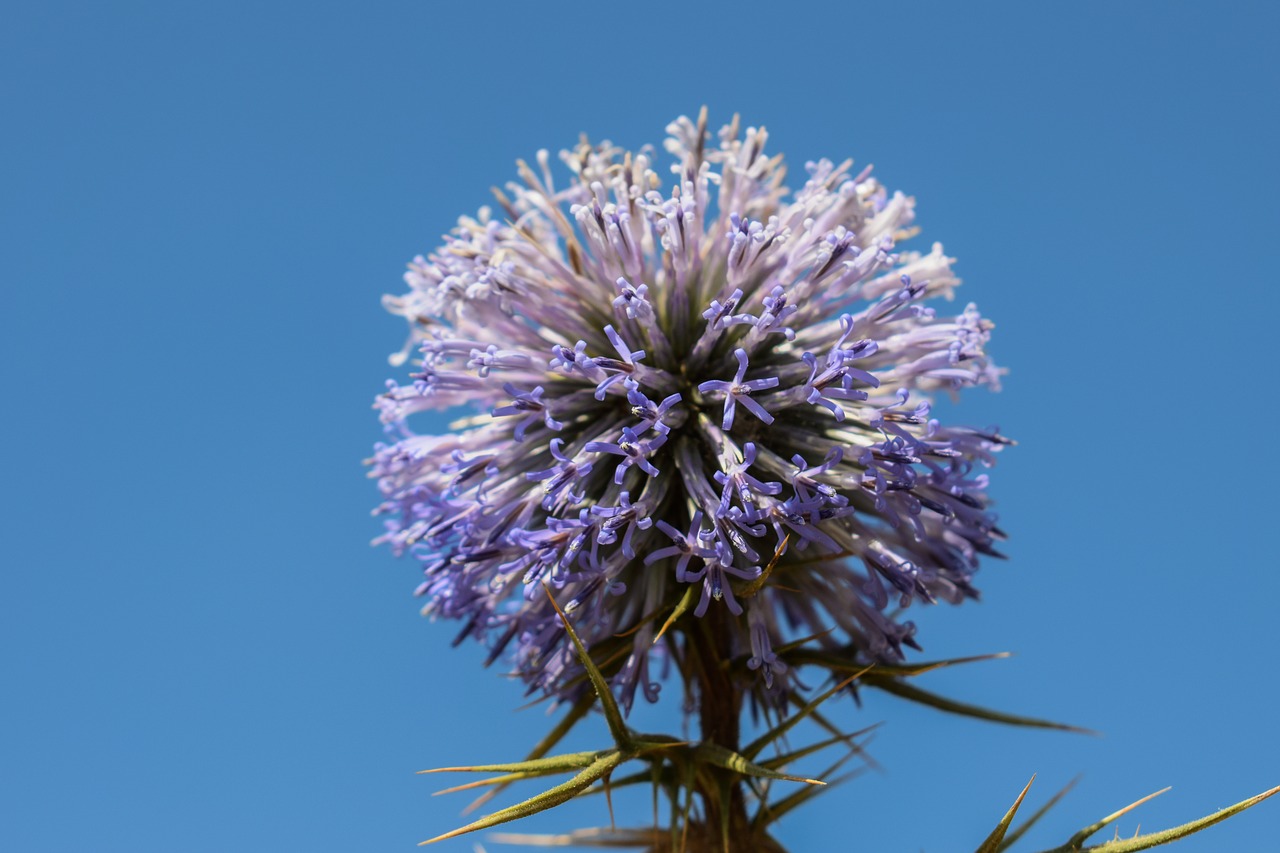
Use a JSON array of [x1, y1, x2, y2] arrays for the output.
[[370, 112, 1007, 713]]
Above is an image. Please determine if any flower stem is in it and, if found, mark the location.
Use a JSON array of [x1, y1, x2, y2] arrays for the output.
[[686, 608, 784, 852]]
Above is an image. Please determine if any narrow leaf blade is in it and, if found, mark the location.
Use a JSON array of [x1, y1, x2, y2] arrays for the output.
[[863, 675, 1093, 733], [465, 694, 595, 815], [998, 776, 1079, 852], [789, 648, 1011, 678], [419, 750, 605, 777], [1064, 787, 1170, 849], [1044, 785, 1279, 853], [975, 776, 1035, 853], [759, 726, 877, 773], [653, 585, 697, 645], [418, 752, 625, 845], [544, 584, 631, 750], [695, 742, 825, 786], [743, 671, 864, 760]]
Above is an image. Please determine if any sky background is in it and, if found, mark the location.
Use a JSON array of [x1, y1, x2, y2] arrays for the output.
[[3, 2, 1278, 851]]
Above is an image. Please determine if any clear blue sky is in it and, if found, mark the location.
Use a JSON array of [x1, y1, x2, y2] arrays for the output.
[[3, 2, 1278, 851]]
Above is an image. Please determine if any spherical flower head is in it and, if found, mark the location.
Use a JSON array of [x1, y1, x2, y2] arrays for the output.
[[370, 111, 1008, 715]]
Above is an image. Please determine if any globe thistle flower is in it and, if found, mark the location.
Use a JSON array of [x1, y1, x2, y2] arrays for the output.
[[369, 110, 1007, 717]]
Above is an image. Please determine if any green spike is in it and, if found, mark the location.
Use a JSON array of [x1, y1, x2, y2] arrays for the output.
[[799, 703, 854, 740], [419, 749, 609, 777], [975, 776, 1035, 853], [788, 648, 1010, 677], [1062, 787, 1171, 849], [602, 768, 616, 829], [998, 777, 1079, 852], [573, 765, 675, 800], [695, 742, 826, 786], [650, 756, 661, 829], [759, 726, 875, 773], [525, 694, 596, 760], [549, 639, 634, 698], [418, 751, 625, 845], [544, 584, 632, 751], [629, 732, 689, 754], [758, 768, 863, 829], [678, 759, 696, 853], [772, 698, 882, 773], [806, 709, 887, 775], [767, 627, 836, 657], [653, 584, 697, 645], [737, 533, 789, 599], [743, 672, 863, 760], [463, 693, 595, 815], [754, 758, 864, 830], [1036, 785, 1278, 853], [862, 675, 1093, 733], [435, 770, 581, 798]]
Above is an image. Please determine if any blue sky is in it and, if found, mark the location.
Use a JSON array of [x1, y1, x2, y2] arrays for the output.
[[3, 2, 1278, 851]]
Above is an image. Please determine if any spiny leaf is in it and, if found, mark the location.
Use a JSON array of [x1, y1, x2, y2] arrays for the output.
[[549, 641, 633, 700], [753, 741, 866, 831], [758, 726, 876, 773], [629, 734, 690, 753], [743, 671, 865, 760], [1068, 785, 1280, 852], [418, 751, 625, 845], [679, 758, 696, 853], [544, 584, 631, 750], [524, 694, 596, 760], [738, 533, 789, 598], [804, 708, 886, 775], [975, 776, 1035, 853], [649, 756, 661, 828], [465, 693, 595, 815], [862, 675, 1093, 733], [695, 742, 825, 786], [796, 702, 855, 741], [998, 777, 1079, 852], [603, 768, 616, 829], [575, 764, 680, 801], [435, 772, 564, 797], [755, 767, 864, 830], [875, 651, 1012, 676], [769, 627, 836, 658], [1061, 787, 1171, 849], [653, 584, 697, 645], [613, 596, 675, 638], [419, 749, 608, 777], [788, 647, 1010, 678]]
